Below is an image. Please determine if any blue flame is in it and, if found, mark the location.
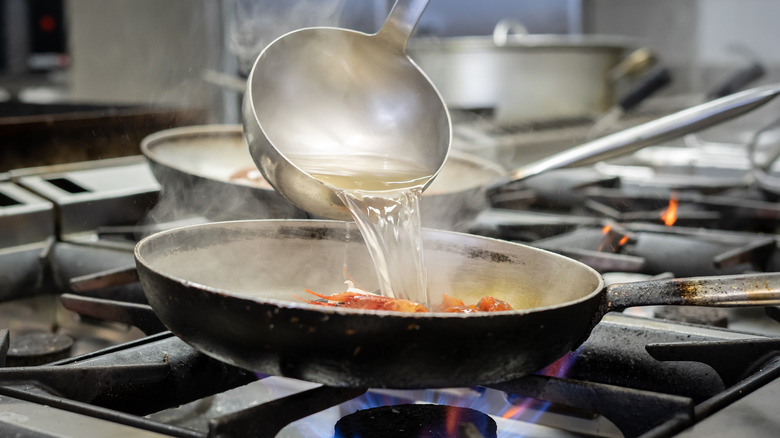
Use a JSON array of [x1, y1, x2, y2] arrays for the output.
[[500, 348, 584, 424], [275, 348, 588, 436]]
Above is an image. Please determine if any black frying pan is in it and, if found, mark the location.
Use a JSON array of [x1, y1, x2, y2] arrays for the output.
[[135, 219, 780, 388]]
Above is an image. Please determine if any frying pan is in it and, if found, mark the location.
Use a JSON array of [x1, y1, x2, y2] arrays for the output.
[[139, 126, 307, 222], [140, 125, 501, 229], [142, 84, 780, 228], [134, 219, 780, 388]]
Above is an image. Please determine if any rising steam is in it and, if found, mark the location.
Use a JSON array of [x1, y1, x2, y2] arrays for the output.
[[228, 0, 348, 75]]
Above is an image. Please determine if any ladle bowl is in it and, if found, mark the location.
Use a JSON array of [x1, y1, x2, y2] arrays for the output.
[[242, 0, 450, 221]]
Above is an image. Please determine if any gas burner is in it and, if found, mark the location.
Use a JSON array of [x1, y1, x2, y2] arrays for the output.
[[580, 185, 780, 232], [531, 223, 776, 277], [6, 333, 74, 366], [334, 404, 497, 438]]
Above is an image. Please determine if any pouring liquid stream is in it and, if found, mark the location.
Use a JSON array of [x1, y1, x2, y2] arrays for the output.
[[290, 154, 433, 306]]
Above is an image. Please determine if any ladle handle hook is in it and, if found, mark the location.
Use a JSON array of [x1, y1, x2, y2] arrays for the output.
[[488, 83, 780, 190], [375, 0, 430, 52]]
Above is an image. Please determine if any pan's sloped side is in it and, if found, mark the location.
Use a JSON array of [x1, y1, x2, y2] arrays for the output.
[[135, 220, 605, 388], [146, 158, 305, 221], [141, 125, 307, 221], [138, 263, 602, 388], [140, 124, 504, 230]]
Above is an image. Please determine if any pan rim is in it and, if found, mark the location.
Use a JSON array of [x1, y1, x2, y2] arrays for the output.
[[140, 124, 505, 197], [139, 124, 266, 189], [134, 219, 606, 319]]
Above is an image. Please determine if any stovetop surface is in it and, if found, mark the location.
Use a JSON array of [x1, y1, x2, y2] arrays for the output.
[[2, 112, 780, 436]]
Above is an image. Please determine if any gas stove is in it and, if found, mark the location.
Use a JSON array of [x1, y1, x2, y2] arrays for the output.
[[2, 116, 780, 437]]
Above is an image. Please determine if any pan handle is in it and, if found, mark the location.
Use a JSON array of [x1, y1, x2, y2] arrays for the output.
[[604, 272, 780, 313], [608, 47, 657, 82], [707, 61, 766, 100], [488, 83, 780, 191], [492, 19, 529, 46]]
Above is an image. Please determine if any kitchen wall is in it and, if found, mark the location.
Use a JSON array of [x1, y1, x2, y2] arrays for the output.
[[64, 0, 577, 107], [67, 0, 218, 109], [62, 0, 780, 122], [697, 1, 780, 68], [583, 0, 780, 94], [416, 0, 580, 36], [66, 0, 380, 121]]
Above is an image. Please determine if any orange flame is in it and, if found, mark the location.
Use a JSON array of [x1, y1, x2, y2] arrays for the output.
[[660, 194, 679, 226], [501, 397, 535, 419], [599, 223, 629, 251], [446, 406, 459, 436], [501, 351, 580, 420]]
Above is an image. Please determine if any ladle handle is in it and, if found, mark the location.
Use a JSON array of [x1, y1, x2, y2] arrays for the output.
[[375, 0, 430, 52], [490, 83, 780, 190]]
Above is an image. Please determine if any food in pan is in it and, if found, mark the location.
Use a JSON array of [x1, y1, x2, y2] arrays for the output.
[[438, 293, 514, 313], [229, 166, 273, 189], [299, 289, 430, 312], [297, 281, 513, 313]]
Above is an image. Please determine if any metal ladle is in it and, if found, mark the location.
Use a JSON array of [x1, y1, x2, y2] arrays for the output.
[[242, 0, 450, 221]]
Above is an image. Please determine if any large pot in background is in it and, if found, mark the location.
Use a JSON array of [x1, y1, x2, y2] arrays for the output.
[[408, 21, 651, 124]]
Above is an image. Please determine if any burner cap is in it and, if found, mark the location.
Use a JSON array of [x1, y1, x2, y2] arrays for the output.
[[335, 404, 497, 438], [7, 333, 74, 366]]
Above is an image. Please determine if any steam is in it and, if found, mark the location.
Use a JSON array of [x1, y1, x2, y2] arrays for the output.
[[137, 129, 309, 233], [141, 177, 290, 228], [228, 0, 348, 75], [139, 1, 353, 228]]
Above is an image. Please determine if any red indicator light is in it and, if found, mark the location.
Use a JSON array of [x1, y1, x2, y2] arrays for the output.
[[39, 15, 56, 32]]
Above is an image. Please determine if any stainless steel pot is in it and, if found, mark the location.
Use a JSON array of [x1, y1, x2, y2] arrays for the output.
[[408, 22, 650, 124]]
